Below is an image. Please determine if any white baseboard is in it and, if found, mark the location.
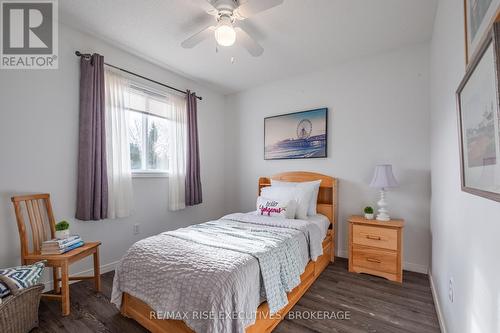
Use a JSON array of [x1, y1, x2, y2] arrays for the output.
[[337, 249, 348, 258], [42, 260, 119, 292], [429, 271, 447, 333], [403, 261, 428, 274], [336, 248, 428, 274]]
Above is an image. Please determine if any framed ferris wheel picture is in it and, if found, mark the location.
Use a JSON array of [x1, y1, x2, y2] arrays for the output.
[[264, 108, 328, 160]]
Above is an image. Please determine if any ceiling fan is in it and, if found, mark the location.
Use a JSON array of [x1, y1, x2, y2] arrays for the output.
[[181, 0, 284, 57]]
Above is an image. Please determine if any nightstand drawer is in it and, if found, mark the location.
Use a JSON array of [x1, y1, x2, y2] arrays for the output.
[[352, 224, 397, 250], [352, 245, 397, 274]]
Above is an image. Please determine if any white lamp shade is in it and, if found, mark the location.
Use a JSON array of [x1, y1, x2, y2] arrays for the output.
[[369, 164, 399, 189]]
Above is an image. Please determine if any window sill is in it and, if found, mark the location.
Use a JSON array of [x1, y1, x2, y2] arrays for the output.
[[132, 171, 169, 178]]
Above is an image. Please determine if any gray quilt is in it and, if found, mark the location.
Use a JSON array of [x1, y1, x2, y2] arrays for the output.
[[111, 213, 323, 333]]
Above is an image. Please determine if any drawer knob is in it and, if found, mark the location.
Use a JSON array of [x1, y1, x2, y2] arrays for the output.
[[366, 258, 382, 263], [366, 235, 381, 240]]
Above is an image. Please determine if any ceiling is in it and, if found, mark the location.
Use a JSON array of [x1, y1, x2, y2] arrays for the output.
[[60, 0, 438, 94]]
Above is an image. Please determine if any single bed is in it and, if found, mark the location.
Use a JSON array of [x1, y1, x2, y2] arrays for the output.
[[113, 171, 338, 333]]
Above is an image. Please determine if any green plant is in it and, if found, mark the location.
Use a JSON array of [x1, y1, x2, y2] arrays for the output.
[[55, 220, 70, 231], [364, 206, 374, 214]]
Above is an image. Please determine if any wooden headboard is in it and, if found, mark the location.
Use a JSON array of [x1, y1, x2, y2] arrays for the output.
[[258, 171, 338, 226]]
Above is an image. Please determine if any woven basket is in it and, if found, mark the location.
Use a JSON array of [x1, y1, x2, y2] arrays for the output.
[[0, 284, 44, 333]]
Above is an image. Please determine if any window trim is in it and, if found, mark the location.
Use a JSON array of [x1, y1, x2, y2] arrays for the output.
[[129, 83, 167, 100], [132, 170, 169, 178]]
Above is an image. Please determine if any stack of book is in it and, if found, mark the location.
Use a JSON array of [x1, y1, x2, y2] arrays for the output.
[[41, 235, 84, 255]]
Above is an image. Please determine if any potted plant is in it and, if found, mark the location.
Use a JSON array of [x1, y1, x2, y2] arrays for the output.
[[55, 220, 70, 239], [364, 206, 374, 220]]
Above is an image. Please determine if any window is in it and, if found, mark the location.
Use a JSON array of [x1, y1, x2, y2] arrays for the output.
[[126, 86, 169, 175]]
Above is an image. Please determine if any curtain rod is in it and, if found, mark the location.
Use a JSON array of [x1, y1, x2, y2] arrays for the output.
[[75, 51, 202, 101]]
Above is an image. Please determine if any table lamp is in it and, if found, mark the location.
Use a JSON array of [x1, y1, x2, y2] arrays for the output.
[[369, 164, 399, 221]]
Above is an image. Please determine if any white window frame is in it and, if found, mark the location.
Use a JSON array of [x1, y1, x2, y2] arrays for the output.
[[126, 83, 170, 178]]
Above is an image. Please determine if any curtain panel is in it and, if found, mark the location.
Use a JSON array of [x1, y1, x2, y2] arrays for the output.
[[104, 69, 134, 218], [76, 54, 108, 220], [185, 91, 202, 206], [167, 94, 187, 211]]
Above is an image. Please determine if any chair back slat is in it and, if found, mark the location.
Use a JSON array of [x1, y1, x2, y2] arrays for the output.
[[12, 200, 29, 260], [25, 200, 40, 251], [44, 197, 56, 238], [33, 200, 47, 242], [11, 194, 55, 258]]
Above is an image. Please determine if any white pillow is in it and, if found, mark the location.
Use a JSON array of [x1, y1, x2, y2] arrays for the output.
[[271, 180, 321, 216], [260, 186, 310, 219], [255, 196, 296, 219]]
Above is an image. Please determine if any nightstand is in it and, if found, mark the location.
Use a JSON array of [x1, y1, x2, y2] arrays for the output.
[[348, 215, 404, 283]]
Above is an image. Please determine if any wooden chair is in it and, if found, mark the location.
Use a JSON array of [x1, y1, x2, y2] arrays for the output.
[[11, 193, 101, 316]]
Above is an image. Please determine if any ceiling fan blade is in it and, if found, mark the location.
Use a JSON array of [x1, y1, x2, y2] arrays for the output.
[[190, 0, 218, 15], [235, 0, 284, 19], [181, 26, 216, 48], [235, 27, 264, 57]]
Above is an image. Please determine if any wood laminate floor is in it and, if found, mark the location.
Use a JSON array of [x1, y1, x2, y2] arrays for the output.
[[35, 258, 440, 333]]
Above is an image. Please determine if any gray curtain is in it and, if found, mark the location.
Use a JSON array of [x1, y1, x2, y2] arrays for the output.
[[185, 91, 202, 206], [76, 54, 108, 220]]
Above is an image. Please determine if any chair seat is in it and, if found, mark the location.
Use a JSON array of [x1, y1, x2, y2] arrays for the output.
[[24, 242, 101, 265]]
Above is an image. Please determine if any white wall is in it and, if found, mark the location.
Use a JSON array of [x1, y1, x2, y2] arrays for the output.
[[430, 1, 500, 332], [224, 43, 432, 273], [0, 24, 227, 285]]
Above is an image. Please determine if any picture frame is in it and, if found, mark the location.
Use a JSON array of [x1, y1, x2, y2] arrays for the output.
[[457, 22, 500, 202], [264, 108, 328, 160], [464, 0, 500, 64]]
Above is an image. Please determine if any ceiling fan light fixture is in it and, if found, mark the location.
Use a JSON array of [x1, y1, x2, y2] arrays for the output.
[[214, 16, 236, 46]]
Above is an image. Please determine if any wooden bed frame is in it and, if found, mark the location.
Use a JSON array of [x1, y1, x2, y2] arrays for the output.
[[120, 171, 338, 333]]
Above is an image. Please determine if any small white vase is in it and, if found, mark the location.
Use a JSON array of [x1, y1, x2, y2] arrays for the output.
[[55, 229, 70, 239], [364, 213, 374, 220]]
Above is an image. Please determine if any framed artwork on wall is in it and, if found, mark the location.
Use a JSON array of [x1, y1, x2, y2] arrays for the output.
[[264, 108, 327, 160], [464, 0, 500, 64], [457, 23, 500, 202]]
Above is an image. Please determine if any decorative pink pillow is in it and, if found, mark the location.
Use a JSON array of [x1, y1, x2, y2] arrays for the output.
[[255, 196, 296, 219], [260, 185, 309, 219]]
